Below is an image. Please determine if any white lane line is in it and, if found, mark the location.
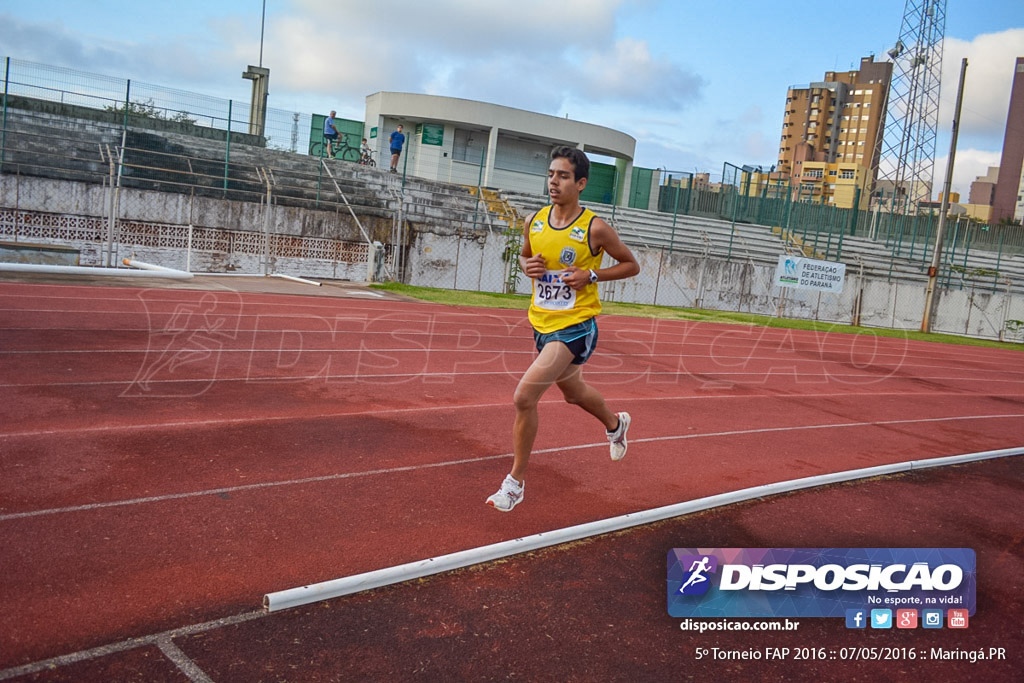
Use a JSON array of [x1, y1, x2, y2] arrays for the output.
[[0, 610, 265, 682], [2, 413, 1022, 522], [1, 323, 1016, 361], [0, 306, 1012, 348], [264, 445, 1024, 612], [2, 390, 1022, 440], [4, 370, 1024, 390], [155, 637, 215, 683], [3, 347, 1020, 377]]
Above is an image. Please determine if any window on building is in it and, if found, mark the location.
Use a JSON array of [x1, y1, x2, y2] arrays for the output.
[[452, 128, 489, 164], [494, 134, 552, 174], [840, 169, 855, 179]]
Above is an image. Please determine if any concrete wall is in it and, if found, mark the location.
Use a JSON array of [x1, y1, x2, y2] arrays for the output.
[[402, 226, 1023, 342], [0, 174, 388, 244]]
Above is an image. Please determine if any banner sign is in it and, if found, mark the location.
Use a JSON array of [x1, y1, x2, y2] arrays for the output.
[[775, 255, 846, 293], [668, 548, 976, 619]]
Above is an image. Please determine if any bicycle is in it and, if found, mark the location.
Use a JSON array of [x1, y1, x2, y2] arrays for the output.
[[310, 134, 361, 163], [359, 149, 376, 167]]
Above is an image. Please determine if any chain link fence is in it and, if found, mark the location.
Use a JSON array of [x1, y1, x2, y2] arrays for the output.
[[0, 57, 314, 175], [2, 56, 1023, 342]]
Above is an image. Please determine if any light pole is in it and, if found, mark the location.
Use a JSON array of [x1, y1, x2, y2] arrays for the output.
[[242, 0, 270, 139], [921, 57, 967, 333]]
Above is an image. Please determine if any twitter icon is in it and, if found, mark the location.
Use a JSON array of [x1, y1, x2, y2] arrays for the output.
[[870, 609, 893, 629]]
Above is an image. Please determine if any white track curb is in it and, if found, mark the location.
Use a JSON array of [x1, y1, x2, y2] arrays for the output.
[[263, 446, 1024, 612]]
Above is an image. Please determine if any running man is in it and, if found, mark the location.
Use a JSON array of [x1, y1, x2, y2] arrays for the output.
[[487, 146, 640, 512]]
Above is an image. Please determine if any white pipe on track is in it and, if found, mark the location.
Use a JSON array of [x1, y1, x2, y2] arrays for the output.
[[272, 273, 322, 287], [0, 262, 193, 279], [263, 445, 1024, 612], [121, 259, 193, 278]]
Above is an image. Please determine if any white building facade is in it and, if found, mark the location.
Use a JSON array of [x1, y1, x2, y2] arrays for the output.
[[364, 92, 636, 204]]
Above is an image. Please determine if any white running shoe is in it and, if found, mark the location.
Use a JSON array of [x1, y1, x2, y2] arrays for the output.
[[486, 474, 524, 512], [607, 412, 631, 461]]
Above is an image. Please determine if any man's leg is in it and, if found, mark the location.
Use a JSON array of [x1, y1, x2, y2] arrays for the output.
[[509, 341, 576, 483], [555, 365, 619, 431]]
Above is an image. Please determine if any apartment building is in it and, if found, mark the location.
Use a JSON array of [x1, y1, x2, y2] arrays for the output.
[[777, 56, 892, 208], [991, 57, 1024, 224]]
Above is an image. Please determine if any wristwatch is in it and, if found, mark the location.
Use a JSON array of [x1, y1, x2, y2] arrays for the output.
[[588, 269, 599, 284]]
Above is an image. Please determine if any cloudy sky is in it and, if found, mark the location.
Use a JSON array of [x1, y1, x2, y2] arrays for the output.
[[1, 0, 1022, 196]]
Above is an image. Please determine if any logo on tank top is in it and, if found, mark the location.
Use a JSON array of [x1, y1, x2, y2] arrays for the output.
[[569, 226, 586, 242], [559, 246, 577, 266]]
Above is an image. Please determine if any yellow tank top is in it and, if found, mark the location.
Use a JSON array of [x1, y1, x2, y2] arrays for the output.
[[527, 205, 604, 333]]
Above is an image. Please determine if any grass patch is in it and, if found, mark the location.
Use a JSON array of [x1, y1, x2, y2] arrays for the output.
[[370, 282, 1024, 351]]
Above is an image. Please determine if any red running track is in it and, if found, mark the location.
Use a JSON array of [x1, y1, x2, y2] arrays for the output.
[[1, 281, 1022, 668]]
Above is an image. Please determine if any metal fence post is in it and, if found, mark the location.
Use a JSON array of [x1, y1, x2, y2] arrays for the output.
[[684, 172, 693, 215], [223, 99, 232, 191], [316, 156, 323, 207], [611, 171, 618, 222], [727, 185, 739, 261], [105, 147, 116, 267], [847, 187, 860, 236], [471, 146, 484, 231], [993, 230, 1005, 292], [1, 57, 9, 170], [122, 79, 130, 133], [719, 162, 728, 220], [908, 214, 919, 260], [669, 175, 681, 254]]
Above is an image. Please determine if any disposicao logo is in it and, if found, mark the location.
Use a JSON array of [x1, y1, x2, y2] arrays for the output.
[[667, 548, 976, 619], [676, 555, 718, 596]]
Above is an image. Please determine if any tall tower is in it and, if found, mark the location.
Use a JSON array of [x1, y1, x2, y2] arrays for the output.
[[873, 0, 947, 210]]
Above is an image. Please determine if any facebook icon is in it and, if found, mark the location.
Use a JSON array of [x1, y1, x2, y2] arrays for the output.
[[845, 609, 867, 629]]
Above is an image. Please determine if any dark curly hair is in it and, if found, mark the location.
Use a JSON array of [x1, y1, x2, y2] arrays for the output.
[[550, 146, 590, 182]]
